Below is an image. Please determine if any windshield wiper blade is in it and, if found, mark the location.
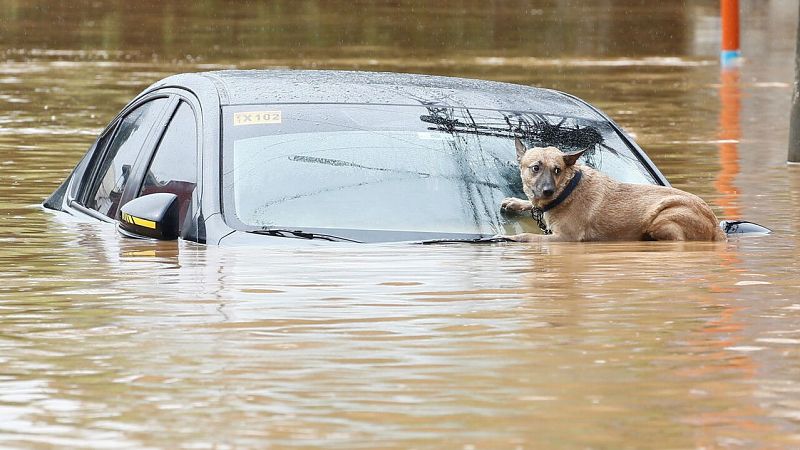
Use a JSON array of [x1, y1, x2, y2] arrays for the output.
[[251, 229, 361, 243], [418, 236, 512, 245]]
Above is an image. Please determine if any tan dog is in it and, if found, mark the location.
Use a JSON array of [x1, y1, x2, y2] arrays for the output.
[[501, 138, 726, 242]]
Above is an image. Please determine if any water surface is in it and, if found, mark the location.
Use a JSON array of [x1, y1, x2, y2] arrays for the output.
[[1, 1, 799, 448]]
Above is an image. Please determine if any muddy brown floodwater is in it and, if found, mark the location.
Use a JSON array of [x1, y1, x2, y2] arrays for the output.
[[1, 0, 800, 448]]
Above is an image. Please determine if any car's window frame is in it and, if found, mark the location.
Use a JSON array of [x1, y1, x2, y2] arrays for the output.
[[75, 94, 177, 221], [70, 88, 204, 237]]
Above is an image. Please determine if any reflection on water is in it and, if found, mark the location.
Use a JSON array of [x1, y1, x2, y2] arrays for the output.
[[715, 67, 742, 219], [1, 0, 799, 448]]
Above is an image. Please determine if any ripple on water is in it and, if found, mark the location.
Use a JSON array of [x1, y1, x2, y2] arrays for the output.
[[1, 1, 799, 448]]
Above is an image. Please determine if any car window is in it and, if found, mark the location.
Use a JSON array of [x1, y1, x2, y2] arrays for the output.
[[85, 97, 169, 218], [222, 104, 658, 239], [139, 101, 198, 230]]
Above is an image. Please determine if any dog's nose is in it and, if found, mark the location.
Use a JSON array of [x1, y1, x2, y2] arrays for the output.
[[542, 189, 554, 197]]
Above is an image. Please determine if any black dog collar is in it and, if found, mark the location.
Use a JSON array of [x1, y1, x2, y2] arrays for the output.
[[541, 169, 583, 213]]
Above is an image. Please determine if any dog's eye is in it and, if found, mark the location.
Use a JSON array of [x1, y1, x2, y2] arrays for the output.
[[554, 167, 561, 175], [530, 165, 540, 173]]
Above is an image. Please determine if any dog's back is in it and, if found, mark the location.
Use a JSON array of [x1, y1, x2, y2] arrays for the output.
[[553, 165, 726, 241]]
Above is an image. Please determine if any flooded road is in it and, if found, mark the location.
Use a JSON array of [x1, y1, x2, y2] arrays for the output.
[[2, 0, 800, 448]]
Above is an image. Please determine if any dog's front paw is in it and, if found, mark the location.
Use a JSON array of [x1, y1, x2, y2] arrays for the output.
[[500, 233, 546, 243], [493, 234, 518, 242], [501, 197, 533, 214]]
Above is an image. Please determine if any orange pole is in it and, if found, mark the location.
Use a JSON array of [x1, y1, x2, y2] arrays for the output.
[[721, 0, 741, 66]]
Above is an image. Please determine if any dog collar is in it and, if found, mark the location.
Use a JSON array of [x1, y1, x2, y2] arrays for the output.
[[541, 169, 582, 213]]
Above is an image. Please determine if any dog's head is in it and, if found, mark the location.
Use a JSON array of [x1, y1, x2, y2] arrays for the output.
[[515, 138, 587, 202]]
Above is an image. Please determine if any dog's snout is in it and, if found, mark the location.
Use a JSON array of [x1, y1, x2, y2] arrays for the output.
[[542, 189, 554, 198]]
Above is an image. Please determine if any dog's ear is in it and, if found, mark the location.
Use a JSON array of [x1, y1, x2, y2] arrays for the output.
[[515, 137, 527, 161], [562, 148, 588, 166]]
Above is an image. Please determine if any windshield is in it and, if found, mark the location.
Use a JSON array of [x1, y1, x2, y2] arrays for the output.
[[222, 104, 657, 240]]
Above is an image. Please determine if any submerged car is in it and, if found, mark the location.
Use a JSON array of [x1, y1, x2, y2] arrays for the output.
[[43, 70, 767, 245]]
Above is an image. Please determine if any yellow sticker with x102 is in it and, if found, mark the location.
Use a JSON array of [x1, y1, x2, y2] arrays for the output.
[[233, 111, 282, 126]]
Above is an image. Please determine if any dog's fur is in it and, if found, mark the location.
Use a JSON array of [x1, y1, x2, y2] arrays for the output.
[[501, 139, 726, 242]]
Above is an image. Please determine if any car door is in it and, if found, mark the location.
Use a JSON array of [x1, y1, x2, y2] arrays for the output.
[[78, 96, 174, 220]]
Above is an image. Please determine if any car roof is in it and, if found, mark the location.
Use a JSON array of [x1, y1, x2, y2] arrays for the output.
[[148, 69, 604, 120]]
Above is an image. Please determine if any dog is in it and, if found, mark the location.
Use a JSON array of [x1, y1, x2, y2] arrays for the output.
[[500, 138, 726, 242]]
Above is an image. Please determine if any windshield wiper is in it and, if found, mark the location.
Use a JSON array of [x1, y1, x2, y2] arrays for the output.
[[250, 229, 362, 243], [418, 236, 512, 245]]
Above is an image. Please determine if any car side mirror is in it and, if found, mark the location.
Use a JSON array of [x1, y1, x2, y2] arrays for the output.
[[118, 193, 180, 240]]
